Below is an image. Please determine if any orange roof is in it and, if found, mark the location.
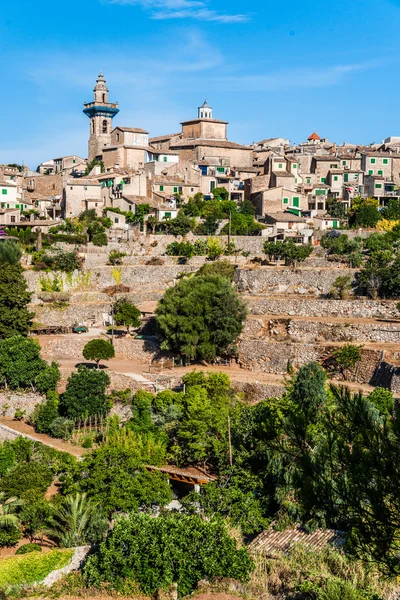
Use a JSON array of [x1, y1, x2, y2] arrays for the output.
[[308, 132, 321, 141]]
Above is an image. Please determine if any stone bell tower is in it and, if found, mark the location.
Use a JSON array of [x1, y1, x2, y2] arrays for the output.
[[83, 73, 119, 162]]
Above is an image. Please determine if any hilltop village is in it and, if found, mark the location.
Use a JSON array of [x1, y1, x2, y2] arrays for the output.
[[1, 73, 400, 599]]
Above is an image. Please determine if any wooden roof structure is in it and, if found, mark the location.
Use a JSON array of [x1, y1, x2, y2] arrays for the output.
[[248, 526, 346, 556], [146, 465, 216, 486]]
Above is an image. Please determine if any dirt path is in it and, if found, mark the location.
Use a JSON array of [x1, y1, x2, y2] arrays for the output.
[[0, 418, 86, 458]]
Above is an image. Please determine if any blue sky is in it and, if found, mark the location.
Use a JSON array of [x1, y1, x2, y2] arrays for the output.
[[1, 0, 400, 168]]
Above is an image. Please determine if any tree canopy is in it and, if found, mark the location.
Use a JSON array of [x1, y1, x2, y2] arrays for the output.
[[60, 366, 110, 419], [83, 339, 115, 368], [156, 275, 247, 361]]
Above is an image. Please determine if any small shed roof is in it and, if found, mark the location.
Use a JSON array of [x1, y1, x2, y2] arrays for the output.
[[249, 526, 346, 555]]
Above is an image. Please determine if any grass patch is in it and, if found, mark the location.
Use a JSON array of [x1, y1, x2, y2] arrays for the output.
[[0, 548, 73, 587]]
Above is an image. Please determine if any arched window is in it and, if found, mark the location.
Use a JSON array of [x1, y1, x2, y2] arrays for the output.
[[102, 120, 108, 134], [102, 93, 106, 102]]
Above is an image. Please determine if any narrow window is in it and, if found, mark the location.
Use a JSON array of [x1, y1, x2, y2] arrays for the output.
[[102, 120, 108, 134]]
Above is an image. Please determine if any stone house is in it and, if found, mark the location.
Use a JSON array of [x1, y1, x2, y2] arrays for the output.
[[361, 153, 392, 180], [249, 186, 307, 218], [263, 212, 311, 243], [152, 175, 199, 201], [0, 208, 20, 225], [63, 179, 102, 217]]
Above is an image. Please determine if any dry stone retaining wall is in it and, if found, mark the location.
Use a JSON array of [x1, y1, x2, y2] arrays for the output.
[[0, 392, 44, 418], [236, 267, 358, 296], [246, 297, 399, 319]]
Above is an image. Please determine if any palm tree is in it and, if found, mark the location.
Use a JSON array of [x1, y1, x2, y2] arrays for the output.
[[46, 493, 107, 548], [0, 493, 22, 529]]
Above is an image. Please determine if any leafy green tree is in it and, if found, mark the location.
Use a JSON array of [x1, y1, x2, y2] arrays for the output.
[[381, 198, 400, 221], [60, 366, 110, 419], [326, 197, 347, 219], [83, 513, 254, 596], [92, 232, 108, 246], [0, 336, 60, 392], [329, 275, 353, 299], [83, 339, 115, 368], [114, 299, 141, 333], [63, 429, 171, 514], [194, 215, 219, 235], [32, 392, 60, 434], [164, 212, 195, 236], [20, 490, 52, 542], [166, 241, 195, 258], [46, 493, 107, 547], [0, 493, 22, 547], [196, 259, 236, 281], [156, 275, 247, 362], [349, 204, 381, 228], [0, 462, 53, 497], [263, 239, 312, 266], [331, 344, 362, 378], [367, 387, 394, 416], [0, 264, 33, 338], [220, 213, 265, 236], [0, 241, 22, 265], [212, 186, 230, 201]]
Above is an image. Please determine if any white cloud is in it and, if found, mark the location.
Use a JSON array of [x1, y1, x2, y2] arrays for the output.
[[217, 63, 369, 92], [104, 0, 250, 22]]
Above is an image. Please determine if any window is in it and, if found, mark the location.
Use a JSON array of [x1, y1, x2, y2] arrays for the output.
[[15, 204, 19, 208], [306, 178, 311, 184], [293, 164, 297, 169], [321, 177, 326, 183], [317, 203, 324, 210], [1, 204, 3, 208], [95, 203, 98, 207], [370, 158, 376, 164], [378, 170, 383, 176], [383, 158, 388, 165], [10, 216, 15, 223], [191, 188, 194, 192], [159, 185, 164, 192], [165, 212, 171, 218], [173, 187, 178, 193], [116, 133, 120, 143], [163, 157, 168, 162], [368, 170, 373, 175], [102, 93, 106, 103], [293, 197, 300, 207], [70, 186, 73, 190], [334, 176, 338, 181], [114, 218, 119, 224], [217, 167, 225, 173], [178, 187, 183, 193], [278, 163, 283, 169], [84, 186, 87, 191], [210, 181, 216, 192], [342, 160, 347, 165], [102, 120, 108, 134], [2, 190, 7, 195], [330, 164, 337, 168], [375, 183, 383, 189], [73, 159, 76, 164], [283, 197, 289, 204]]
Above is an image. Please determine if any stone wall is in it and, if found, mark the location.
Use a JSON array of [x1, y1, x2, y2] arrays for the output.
[[236, 267, 358, 297], [39, 335, 159, 363], [246, 297, 399, 319], [242, 318, 400, 345], [0, 392, 44, 418]]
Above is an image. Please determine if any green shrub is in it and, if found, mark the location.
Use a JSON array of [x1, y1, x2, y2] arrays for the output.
[[92, 232, 108, 246], [49, 417, 74, 440], [0, 525, 21, 548], [84, 513, 254, 596], [32, 392, 60, 433], [15, 543, 42, 555], [0, 548, 73, 586]]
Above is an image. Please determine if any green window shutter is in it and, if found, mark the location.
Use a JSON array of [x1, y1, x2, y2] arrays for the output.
[[375, 183, 382, 188], [306, 178, 311, 184], [316, 189, 326, 195], [101, 182, 106, 188], [283, 197, 289, 204], [278, 164, 282, 168], [15, 204, 19, 208], [370, 158, 376, 164], [217, 167, 225, 173], [84, 186, 87, 191], [368, 170, 373, 175], [344, 174, 348, 182], [210, 181, 215, 191], [293, 197, 299, 207], [173, 187, 178, 193], [321, 177, 326, 183], [2, 189, 7, 195], [163, 157, 168, 162], [378, 170, 383, 176], [342, 160, 347, 165], [333, 220, 338, 227], [165, 212, 171, 218], [293, 164, 297, 168], [334, 176, 338, 181], [383, 159, 388, 165], [73, 159, 76, 163], [159, 185, 164, 192]]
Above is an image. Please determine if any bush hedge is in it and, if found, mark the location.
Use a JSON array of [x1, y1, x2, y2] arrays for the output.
[[0, 548, 73, 586]]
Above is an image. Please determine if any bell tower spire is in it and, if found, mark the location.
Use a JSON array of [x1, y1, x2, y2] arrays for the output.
[[83, 72, 119, 162]]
